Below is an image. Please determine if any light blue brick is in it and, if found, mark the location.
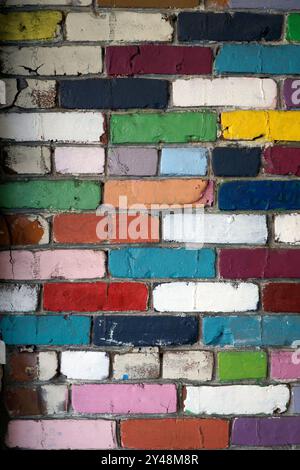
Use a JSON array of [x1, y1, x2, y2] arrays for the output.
[[160, 148, 208, 176]]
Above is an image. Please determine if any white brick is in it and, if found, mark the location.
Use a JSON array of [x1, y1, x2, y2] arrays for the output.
[[0, 81, 5, 104], [54, 147, 105, 175], [0, 80, 18, 108], [163, 351, 213, 381], [0, 112, 104, 142], [66, 12, 173, 42], [113, 348, 160, 380], [0, 46, 102, 76], [0, 284, 38, 312], [184, 385, 289, 415], [61, 351, 109, 380], [3, 146, 51, 174], [274, 214, 300, 245], [153, 282, 259, 312], [38, 352, 58, 381], [41, 385, 68, 414], [163, 213, 268, 244], [15, 80, 56, 109], [173, 78, 277, 109]]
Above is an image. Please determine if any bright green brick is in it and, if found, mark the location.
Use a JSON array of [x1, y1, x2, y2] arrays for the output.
[[110, 112, 217, 144], [287, 14, 300, 42], [0, 180, 101, 210], [217, 351, 267, 382]]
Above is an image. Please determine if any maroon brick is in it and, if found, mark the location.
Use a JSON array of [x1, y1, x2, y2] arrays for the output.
[[219, 249, 300, 279], [263, 147, 300, 176], [106, 45, 213, 76], [8, 352, 39, 382], [263, 283, 300, 313]]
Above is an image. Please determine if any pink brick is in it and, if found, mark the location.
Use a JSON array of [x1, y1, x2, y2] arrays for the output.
[[6, 420, 117, 449], [270, 351, 300, 381], [0, 250, 105, 280], [72, 384, 177, 414], [54, 147, 105, 174]]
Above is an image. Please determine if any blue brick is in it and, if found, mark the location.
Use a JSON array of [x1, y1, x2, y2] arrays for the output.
[[215, 45, 300, 75], [109, 248, 215, 279], [219, 181, 300, 211], [0, 315, 90, 345], [160, 148, 208, 176], [262, 316, 300, 346], [203, 316, 262, 347], [93, 315, 199, 347]]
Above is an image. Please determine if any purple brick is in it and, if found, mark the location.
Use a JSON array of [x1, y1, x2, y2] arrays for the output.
[[284, 79, 300, 109], [230, 0, 300, 9], [291, 386, 300, 413], [107, 148, 158, 176], [232, 417, 300, 446]]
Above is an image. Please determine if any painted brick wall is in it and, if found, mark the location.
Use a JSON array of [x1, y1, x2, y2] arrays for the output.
[[0, 0, 300, 450]]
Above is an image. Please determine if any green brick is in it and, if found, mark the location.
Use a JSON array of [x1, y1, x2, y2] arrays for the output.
[[110, 112, 217, 144], [287, 14, 300, 42], [218, 351, 267, 382], [0, 11, 62, 41], [0, 180, 101, 211]]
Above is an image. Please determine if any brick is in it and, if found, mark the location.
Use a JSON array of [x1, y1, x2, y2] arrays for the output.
[[0, 250, 105, 280], [232, 417, 300, 447], [163, 351, 213, 381], [222, 111, 300, 142], [66, 12, 173, 42], [0, 315, 91, 345], [270, 351, 300, 381], [160, 148, 207, 176], [108, 148, 158, 176], [0, 284, 38, 312], [0, 112, 105, 142], [6, 420, 117, 449], [178, 12, 283, 42], [216, 45, 300, 75], [110, 112, 217, 144], [0, 46, 102, 76], [43, 282, 148, 312], [0, 80, 5, 104], [0, 181, 100, 210], [5, 384, 67, 416], [203, 315, 300, 347], [54, 147, 105, 175], [173, 78, 276, 109], [287, 14, 300, 42], [291, 386, 300, 413], [93, 316, 198, 347], [217, 351, 267, 382], [61, 351, 109, 380], [59, 78, 168, 110], [212, 147, 261, 177], [38, 352, 58, 380], [0, 11, 62, 41], [219, 181, 300, 211], [0, 215, 49, 246], [1, 79, 18, 108], [274, 214, 300, 244], [40, 384, 68, 414], [7, 351, 57, 382], [72, 384, 176, 414], [113, 348, 160, 380], [2, 146, 51, 174], [163, 213, 267, 244], [283, 79, 300, 109], [53, 213, 159, 244], [106, 45, 212, 76], [5, 0, 91, 4], [98, 0, 199, 6], [153, 282, 258, 312], [263, 146, 300, 176], [219, 0, 300, 8], [15, 80, 56, 109], [184, 385, 289, 415], [263, 283, 300, 313], [219, 249, 300, 279], [120, 418, 229, 450], [104, 180, 213, 207], [109, 248, 215, 279]]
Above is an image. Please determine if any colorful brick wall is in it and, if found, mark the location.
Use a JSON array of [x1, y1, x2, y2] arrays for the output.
[[0, 0, 300, 451]]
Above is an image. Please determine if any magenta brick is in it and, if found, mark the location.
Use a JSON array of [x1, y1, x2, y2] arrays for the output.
[[219, 249, 300, 279], [72, 384, 177, 414], [6, 420, 117, 449], [283, 79, 300, 109], [270, 351, 300, 380], [106, 45, 213, 76], [263, 147, 300, 176]]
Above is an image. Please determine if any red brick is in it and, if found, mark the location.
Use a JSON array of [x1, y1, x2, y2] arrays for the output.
[[263, 283, 300, 313], [263, 147, 300, 176]]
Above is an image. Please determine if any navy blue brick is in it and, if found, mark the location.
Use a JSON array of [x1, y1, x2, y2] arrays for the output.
[[212, 147, 261, 177]]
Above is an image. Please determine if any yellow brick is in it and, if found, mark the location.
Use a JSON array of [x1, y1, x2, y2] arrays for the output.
[[0, 12, 62, 41], [222, 111, 300, 142]]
